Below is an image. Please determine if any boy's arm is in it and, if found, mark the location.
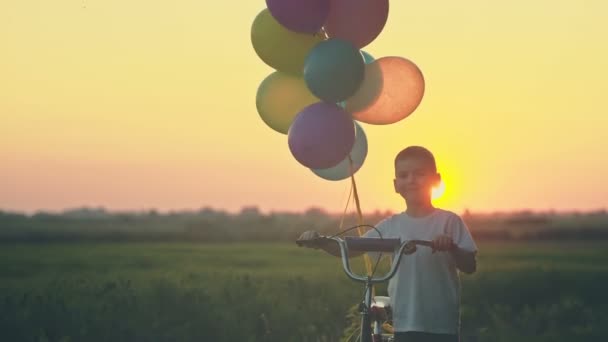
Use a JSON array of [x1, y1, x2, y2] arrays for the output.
[[449, 247, 477, 274], [432, 235, 477, 274]]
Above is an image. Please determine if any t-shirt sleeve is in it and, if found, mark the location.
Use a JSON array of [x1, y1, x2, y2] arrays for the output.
[[447, 214, 478, 252]]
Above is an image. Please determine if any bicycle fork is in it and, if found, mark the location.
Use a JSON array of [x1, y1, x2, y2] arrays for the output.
[[360, 277, 383, 342]]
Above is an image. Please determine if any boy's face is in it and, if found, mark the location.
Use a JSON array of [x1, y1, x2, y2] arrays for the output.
[[393, 157, 440, 204]]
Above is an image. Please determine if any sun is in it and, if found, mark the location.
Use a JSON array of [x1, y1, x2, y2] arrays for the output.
[[431, 180, 446, 200]]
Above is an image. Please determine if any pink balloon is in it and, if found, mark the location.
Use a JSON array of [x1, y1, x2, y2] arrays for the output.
[[350, 57, 425, 125], [324, 0, 389, 48], [288, 102, 355, 169]]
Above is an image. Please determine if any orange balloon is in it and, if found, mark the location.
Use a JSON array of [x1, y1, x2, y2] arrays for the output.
[[348, 57, 425, 125]]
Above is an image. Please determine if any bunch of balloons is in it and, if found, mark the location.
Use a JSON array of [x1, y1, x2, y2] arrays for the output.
[[252, 0, 425, 181]]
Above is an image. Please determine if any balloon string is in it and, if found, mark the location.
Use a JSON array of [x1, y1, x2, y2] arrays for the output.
[[348, 155, 374, 278], [316, 27, 329, 40], [338, 181, 353, 231]]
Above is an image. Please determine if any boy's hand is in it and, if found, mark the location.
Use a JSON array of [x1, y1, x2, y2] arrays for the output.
[[431, 234, 456, 253], [296, 230, 325, 249], [296, 231, 343, 257]]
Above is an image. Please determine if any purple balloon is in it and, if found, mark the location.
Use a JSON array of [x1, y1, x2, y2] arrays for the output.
[[288, 102, 355, 169], [266, 0, 330, 34]]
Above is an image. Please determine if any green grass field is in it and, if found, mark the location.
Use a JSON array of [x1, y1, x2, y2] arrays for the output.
[[1, 241, 607, 341]]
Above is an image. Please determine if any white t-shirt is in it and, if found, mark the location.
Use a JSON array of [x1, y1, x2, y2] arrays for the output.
[[363, 208, 477, 334]]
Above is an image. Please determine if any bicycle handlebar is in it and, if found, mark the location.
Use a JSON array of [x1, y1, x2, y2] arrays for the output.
[[297, 236, 433, 283]]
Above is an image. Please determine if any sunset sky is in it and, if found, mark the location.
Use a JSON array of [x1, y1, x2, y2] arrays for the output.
[[1, 0, 607, 215]]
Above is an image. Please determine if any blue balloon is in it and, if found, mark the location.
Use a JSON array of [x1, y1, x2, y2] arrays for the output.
[[304, 39, 365, 102], [311, 121, 368, 181], [335, 52, 373, 108], [361, 50, 375, 64]]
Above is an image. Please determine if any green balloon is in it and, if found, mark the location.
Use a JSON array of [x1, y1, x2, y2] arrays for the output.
[[251, 9, 324, 75], [256, 72, 320, 134]]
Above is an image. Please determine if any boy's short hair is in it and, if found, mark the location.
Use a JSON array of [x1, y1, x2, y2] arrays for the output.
[[394, 146, 437, 172]]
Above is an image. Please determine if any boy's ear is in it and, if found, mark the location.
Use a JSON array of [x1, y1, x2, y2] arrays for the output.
[[433, 172, 442, 187], [393, 178, 398, 193]]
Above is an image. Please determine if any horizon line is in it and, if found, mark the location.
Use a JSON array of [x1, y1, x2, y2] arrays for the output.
[[2, 205, 607, 217]]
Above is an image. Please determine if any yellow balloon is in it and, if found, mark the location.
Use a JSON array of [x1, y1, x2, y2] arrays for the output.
[[251, 9, 324, 75], [256, 72, 320, 134]]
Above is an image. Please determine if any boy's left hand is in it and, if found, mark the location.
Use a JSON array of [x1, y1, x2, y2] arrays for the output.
[[431, 234, 455, 253]]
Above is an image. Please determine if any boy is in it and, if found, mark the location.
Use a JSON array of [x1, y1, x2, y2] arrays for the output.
[[297, 146, 477, 342]]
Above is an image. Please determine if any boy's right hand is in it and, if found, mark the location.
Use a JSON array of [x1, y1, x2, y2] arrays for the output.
[[296, 230, 326, 248]]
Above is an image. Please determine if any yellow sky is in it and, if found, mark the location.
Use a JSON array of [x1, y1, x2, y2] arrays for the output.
[[1, 0, 607, 214]]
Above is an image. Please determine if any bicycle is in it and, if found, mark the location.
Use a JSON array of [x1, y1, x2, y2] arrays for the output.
[[297, 234, 433, 342]]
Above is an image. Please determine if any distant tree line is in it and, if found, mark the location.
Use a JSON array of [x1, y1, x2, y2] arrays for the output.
[[0, 207, 607, 243]]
